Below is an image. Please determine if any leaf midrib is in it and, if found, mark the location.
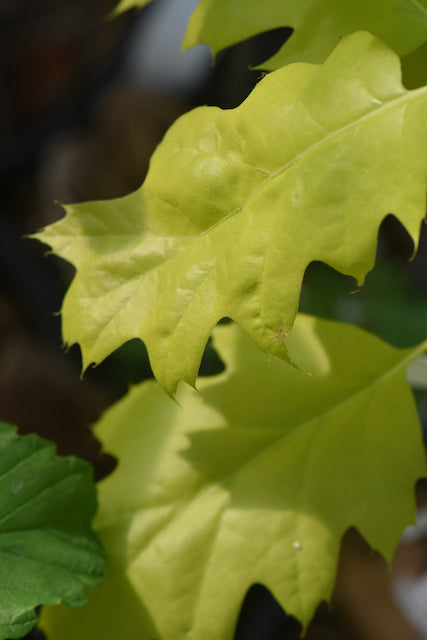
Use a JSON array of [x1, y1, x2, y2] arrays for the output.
[[196, 85, 426, 241]]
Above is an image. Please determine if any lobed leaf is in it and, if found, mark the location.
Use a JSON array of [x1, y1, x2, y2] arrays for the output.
[[184, 0, 427, 69], [39, 316, 427, 639], [35, 32, 427, 394], [0, 424, 106, 639]]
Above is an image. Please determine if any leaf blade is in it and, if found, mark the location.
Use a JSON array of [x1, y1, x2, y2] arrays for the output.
[[0, 424, 106, 640], [184, 0, 427, 68], [34, 32, 427, 393], [40, 316, 427, 639]]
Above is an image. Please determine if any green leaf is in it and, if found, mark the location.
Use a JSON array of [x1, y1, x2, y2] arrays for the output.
[[184, 0, 427, 69], [39, 316, 426, 639], [0, 423, 106, 640], [402, 40, 427, 89], [34, 32, 427, 394], [111, 0, 154, 15]]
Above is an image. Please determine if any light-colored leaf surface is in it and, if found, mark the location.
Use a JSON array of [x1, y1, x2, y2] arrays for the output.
[[40, 317, 427, 639], [35, 32, 427, 394], [184, 0, 427, 68], [0, 424, 105, 639]]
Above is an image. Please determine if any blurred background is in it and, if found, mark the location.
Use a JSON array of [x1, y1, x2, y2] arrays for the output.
[[1, 1, 427, 638]]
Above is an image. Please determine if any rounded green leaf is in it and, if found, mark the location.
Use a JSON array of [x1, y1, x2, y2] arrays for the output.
[[34, 32, 427, 394], [0, 424, 106, 639], [40, 317, 426, 639]]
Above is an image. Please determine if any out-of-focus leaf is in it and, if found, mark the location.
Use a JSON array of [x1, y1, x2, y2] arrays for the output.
[[184, 0, 427, 69], [40, 317, 426, 639]]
